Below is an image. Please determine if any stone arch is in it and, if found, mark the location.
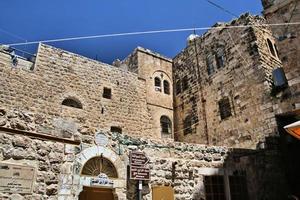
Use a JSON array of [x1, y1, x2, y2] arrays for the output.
[[77, 146, 126, 180], [74, 146, 127, 199]]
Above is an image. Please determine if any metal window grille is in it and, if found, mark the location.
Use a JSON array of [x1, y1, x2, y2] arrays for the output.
[[204, 175, 226, 200]]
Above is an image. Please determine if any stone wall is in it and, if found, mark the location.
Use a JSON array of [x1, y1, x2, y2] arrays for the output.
[[0, 44, 155, 139], [262, 0, 300, 112], [0, 132, 65, 200], [173, 14, 281, 148], [0, 128, 288, 200]]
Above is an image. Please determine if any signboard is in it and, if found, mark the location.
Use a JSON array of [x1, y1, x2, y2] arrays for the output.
[[90, 173, 113, 187], [129, 151, 150, 180], [95, 132, 109, 147], [0, 163, 35, 194]]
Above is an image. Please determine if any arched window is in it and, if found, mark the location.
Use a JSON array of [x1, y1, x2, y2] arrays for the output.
[[81, 156, 118, 178], [267, 39, 276, 57], [160, 116, 172, 137], [62, 98, 82, 109], [215, 48, 225, 69], [183, 115, 192, 135], [154, 77, 162, 92], [163, 80, 170, 95], [206, 55, 215, 75]]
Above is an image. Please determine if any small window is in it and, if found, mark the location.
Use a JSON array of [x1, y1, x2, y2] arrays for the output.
[[219, 98, 232, 120], [111, 126, 122, 134], [176, 80, 181, 95], [62, 98, 82, 109], [183, 115, 192, 135], [206, 55, 215, 75], [163, 80, 170, 95], [267, 39, 276, 57], [103, 87, 112, 99], [204, 176, 226, 200], [182, 76, 188, 91], [154, 77, 162, 92], [160, 116, 172, 137], [215, 48, 225, 69]]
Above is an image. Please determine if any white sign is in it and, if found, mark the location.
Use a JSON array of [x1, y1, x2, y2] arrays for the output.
[[90, 173, 113, 187]]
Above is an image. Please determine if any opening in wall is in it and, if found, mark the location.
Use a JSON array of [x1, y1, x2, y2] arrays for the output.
[[154, 77, 162, 92], [111, 126, 122, 134], [219, 98, 232, 120], [103, 87, 112, 99], [163, 80, 170, 95], [183, 115, 192, 135], [267, 39, 276, 58], [160, 116, 172, 138], [62, 98, 83, 109]]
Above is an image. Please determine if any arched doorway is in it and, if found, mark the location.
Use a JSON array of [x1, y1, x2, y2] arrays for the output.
[[79, 156, 118, 200], [79, 187, 114, 200]]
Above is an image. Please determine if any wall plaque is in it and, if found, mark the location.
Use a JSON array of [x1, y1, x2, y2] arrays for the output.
[[0, 163, 35, 194], [95, 132, 109, 147]]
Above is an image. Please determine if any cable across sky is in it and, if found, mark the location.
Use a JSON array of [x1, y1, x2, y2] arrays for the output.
[[3, 21, 300, 47]]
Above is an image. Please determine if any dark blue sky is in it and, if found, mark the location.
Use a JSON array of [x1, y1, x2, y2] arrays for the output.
[[0, 0, 263, 63]]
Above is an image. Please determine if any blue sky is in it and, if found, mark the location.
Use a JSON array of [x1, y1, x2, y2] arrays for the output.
[[0, 0, 263, 63]]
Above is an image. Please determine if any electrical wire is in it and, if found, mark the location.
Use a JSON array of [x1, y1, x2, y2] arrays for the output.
[[203, 0, 239, 18], [0, 27, 26, 42], [4, 22, 300, 47]]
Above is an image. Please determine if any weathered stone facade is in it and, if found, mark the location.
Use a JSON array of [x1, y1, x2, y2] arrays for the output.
[[0, 8, 297, 200], [0, 108, 288, 200], [262, 0, 300, 112], [173, 14, 281, 148]]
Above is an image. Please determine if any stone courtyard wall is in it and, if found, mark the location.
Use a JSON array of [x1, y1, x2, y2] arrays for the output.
[[0, 44, 154, 139]]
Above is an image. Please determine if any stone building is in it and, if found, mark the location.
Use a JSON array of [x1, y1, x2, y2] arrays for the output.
[[0, 6, 298, 200], [262, 0, 300, 197], [173, 14, 281, 148]]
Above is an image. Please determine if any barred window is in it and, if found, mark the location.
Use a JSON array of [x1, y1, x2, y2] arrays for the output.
[[204, 175, 226, 200], [218, 98, 231, 120]]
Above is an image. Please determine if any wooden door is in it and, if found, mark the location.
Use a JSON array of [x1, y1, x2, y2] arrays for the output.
[[79, 187, 114, 200]]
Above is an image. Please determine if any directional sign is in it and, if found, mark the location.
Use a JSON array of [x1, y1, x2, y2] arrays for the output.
[[130, 151, 149, 166], [130, 166, 150, 180], [129, 151, 150, 180]]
